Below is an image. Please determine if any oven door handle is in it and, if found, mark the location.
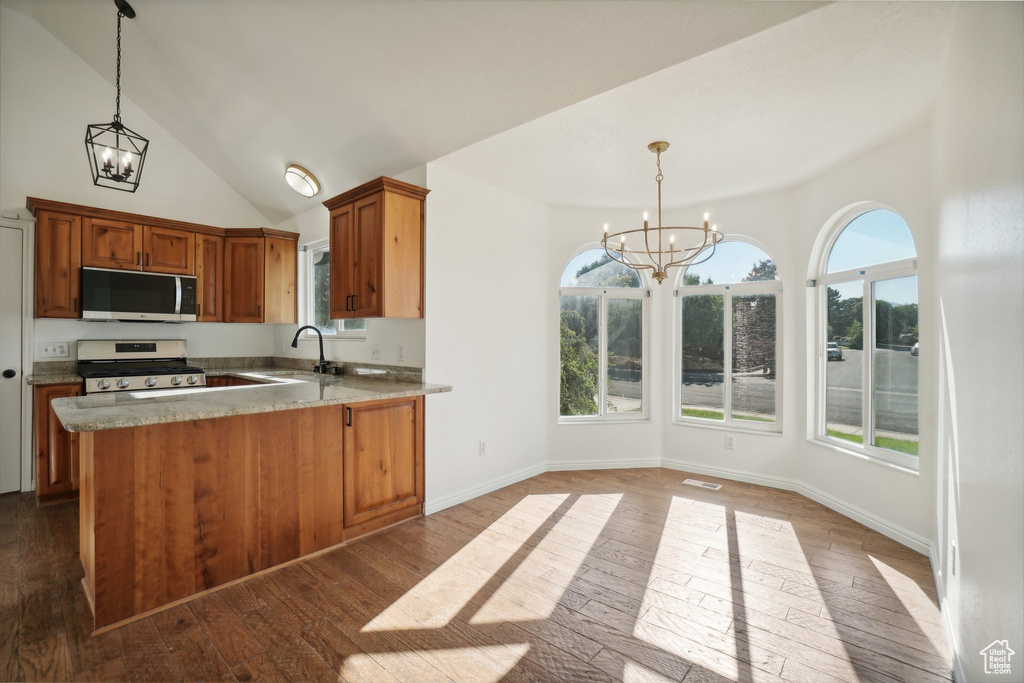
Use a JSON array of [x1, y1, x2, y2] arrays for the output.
[[174, 277, 182, 315]]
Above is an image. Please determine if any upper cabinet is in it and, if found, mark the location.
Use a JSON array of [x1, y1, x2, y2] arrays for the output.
[[224, 234, 297, 324], [34, 209, 82, 318], [81, 218, 194, 274], [323, 177, 429, 319], [28, 198, 297, 323], [143, 225, 194, 274], [195, 233, 224, 322]]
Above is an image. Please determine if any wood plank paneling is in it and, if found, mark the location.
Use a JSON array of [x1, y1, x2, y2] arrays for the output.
[[383, 191, 424, 318], [262, 237, 297, 324]]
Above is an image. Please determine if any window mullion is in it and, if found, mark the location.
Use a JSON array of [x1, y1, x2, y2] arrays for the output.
[[723, 291, 733, 424], [598, 294, 608, 418], [862, 279, 874, 449]]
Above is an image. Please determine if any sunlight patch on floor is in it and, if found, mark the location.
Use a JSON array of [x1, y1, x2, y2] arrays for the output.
[[867, 554, 949, 652], [346, 644, 531, 682], [361, 495, 568, 632], [471, 493, 622, 622]]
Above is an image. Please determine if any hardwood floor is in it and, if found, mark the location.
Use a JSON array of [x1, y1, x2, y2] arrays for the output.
[[0, 468, 952, 682]]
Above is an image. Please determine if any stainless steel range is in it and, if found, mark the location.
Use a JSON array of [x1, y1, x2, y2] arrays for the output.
[[77, 339, 206, 394]]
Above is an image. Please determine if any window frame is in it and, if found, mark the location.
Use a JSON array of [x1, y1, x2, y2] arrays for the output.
[[300, 238, 366, 341], [673, 278, 784, 434], [812, 206, 919, 471], [557, 247, 651, 424]]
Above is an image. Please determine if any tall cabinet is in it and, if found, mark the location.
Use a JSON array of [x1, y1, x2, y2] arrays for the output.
[[323, 177, 429, 320]]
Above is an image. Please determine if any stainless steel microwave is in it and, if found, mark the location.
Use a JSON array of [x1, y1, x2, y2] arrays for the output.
[[81, 267, 197, 322]]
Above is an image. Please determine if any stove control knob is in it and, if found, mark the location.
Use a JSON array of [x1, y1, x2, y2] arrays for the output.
[[116, 378, 131, 389], [186, 375, 198, 385], [171, 376, 183, 386], [145, 377, 158, 388], [97, 379, 111, 390]]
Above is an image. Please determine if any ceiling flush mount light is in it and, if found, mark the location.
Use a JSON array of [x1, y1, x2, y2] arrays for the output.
[[284, 164, 321, 197], [602, 141, 724, 284], [85, 0, 149, 193]]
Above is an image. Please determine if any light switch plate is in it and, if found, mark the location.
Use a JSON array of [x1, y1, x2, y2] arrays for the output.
[[38, 342, 69, 358]]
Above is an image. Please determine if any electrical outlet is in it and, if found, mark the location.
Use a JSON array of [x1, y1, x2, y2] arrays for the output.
[[371, 344, 382, 361], [725, 434, 736, 450], [479, 441, 486, 457], [397, 345, 404, 362], [38, 342, 69, 358]]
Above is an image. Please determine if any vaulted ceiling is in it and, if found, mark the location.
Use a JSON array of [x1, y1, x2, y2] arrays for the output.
[[4, 1, 954, 221]]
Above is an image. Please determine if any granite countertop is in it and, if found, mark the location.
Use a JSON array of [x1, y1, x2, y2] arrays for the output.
[[51, 370, 451, 433], [26, 373, 82, 385]]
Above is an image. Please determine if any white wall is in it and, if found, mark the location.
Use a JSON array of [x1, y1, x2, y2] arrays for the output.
[[545, 204, 665, 469], [422, 165, 551, 511], [791, 124, 938, 546], [0, 7, 277, 360], [270, 166, 428, 368], [931, 4, 1024, 679]]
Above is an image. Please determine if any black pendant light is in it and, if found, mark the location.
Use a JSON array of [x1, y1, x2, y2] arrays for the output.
[[85, 0, 149, 193]]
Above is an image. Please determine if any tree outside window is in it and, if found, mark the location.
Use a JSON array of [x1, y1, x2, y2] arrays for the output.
[[559, 250, 647, 421]]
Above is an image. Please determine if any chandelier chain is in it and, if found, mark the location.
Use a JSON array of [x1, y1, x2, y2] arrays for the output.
[[115, 10, 123, 122]]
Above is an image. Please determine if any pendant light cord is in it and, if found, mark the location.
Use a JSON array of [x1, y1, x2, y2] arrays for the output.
[[114, 10, 123, 123]]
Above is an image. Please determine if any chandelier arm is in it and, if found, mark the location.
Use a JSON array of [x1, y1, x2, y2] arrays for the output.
[[602, 243, 654, 271]]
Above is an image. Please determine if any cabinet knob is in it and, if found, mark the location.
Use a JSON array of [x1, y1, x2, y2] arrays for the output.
[[2, 369, 15, 379]]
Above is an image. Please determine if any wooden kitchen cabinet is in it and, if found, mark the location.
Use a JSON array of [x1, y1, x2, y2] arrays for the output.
[[223, 234, 297, 323], [342, 395, 424, 534], [195, 233, 224, 321], [324, 177, 428, 319], [34, 383, 83, 501], [34, 209, 82, 318], [82, 218, 194, 274], [143, 225, 194, 274], [81, 216, 141, 270]]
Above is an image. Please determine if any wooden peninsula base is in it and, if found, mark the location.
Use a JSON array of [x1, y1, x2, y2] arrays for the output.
[[78, 396, 424, 631]]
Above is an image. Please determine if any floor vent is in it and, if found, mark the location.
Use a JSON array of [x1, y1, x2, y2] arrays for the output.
[[683, 478, 722, 491]]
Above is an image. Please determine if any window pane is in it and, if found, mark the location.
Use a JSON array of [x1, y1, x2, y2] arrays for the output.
[[560, 295, 599, 416], [825, 281, 863, 444], [343, 319, 366, 332], [732, 294, 776, 423], [681, 294, 724, 420], [312, 249, 333, 334], [607, 298, 642, 414], [827, 210, 916, 273], [873, 276, 919, 456], [561, 249, 642, 288], [683, 242, 778, 286]]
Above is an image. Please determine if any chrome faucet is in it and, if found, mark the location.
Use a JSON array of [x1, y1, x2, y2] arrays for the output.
[[290, 326, 332, 374]]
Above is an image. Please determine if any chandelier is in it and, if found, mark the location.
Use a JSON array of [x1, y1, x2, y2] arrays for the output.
[[602, 141, 723, 284], [84, 0, 149, 193]]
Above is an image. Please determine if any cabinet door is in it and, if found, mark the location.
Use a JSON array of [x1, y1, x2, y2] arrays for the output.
[[195, 234, 224, 321], [143, 226, 194, 274], [263, 237, 297, 324], [34, 383, 83, 499], [34, 210, 82, 318], [82, 217, 142, 271], [342, 396, 423, 530], [351, 195, 382, 318], [224, 237, 264, 322], [329, 204, 354, 319]]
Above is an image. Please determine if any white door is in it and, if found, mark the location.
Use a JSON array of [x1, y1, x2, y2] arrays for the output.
[[0, 225, 24, 493]]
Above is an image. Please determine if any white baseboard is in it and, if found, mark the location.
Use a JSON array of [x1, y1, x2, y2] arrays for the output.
[[660, 457, 932, 555], [547, 458, 663, 472], [929, 542, 964, 682], [424, 462, 547, 516], [428, 456, 933, 556]]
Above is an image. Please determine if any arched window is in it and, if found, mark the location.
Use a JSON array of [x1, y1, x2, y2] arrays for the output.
[[676, 240, 782, 431], [559, 247, 648, 421], [815, 207, 918, 469]]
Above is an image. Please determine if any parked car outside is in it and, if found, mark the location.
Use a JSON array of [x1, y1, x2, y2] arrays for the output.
[[911, 342, 919, 356], [827, 341, 843, 361]]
